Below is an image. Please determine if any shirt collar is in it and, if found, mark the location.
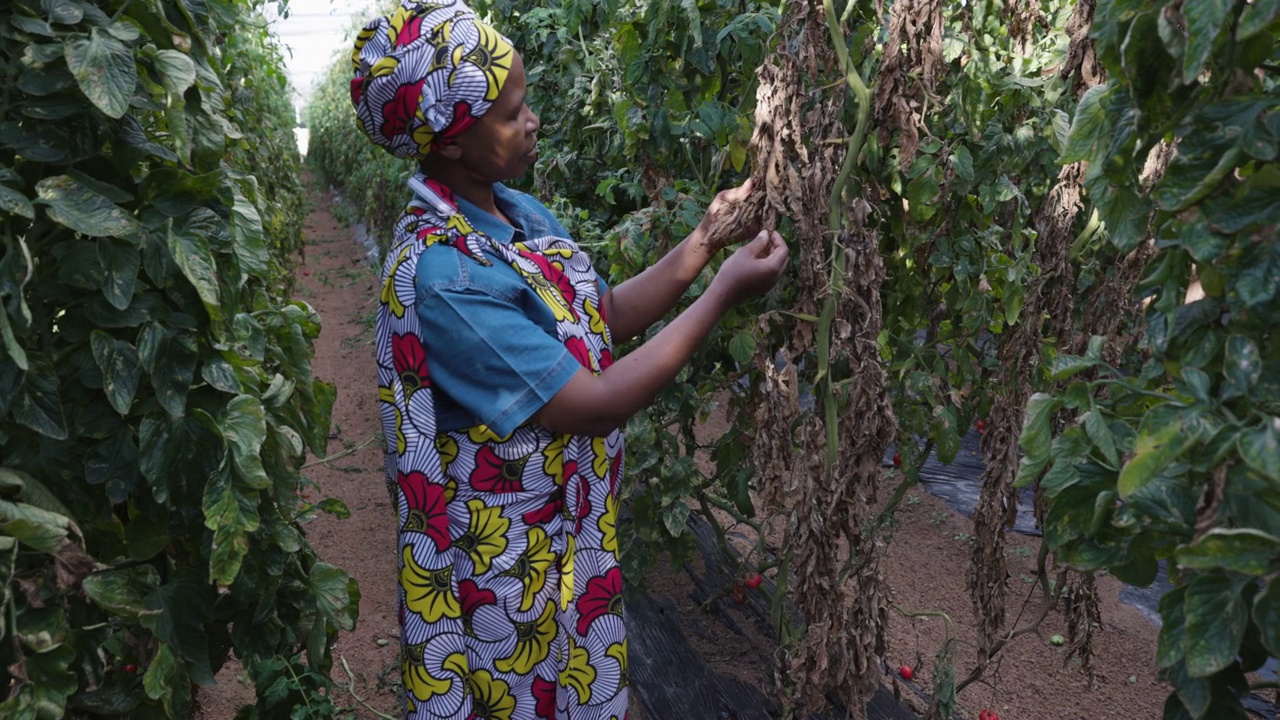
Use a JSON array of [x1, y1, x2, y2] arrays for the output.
[[453, 183, 524, 245]]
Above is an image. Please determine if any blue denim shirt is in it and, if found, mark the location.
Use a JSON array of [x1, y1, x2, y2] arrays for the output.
[[413, 183, 604, 435]]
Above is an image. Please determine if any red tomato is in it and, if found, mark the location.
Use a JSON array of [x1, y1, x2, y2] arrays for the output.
[[744, 572, 763, 589], [730, 583, 746, 605], [892, 453, 902, 468], [123, 663, 137, 674], [898, 665, 913, 681], [976, 419, 986, 431]]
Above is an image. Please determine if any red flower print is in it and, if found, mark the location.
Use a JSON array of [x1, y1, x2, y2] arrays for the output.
[[350, 77, 365, 106], [435, 101, 479, 148], [470, 446, 527, 493], [392, 333, 430, 391], [381, 79, 426, 139], [566, 473, 592, 534], [522, 493, 562, 526], [608, 451, 622, 496], [532, 676, 556, 719], [520, 250, 576, 307], [457, 579, 497, 618], [398, 472, 451, 551], [575, 567, 623, 636], [424, 178, 456, 207], [599, 348, 614, 371], [394, 13, 422, 46], [564, 336, 592, 371]]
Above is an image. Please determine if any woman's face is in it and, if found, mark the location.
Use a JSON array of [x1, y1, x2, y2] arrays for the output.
[[451, 51, 540, 182]]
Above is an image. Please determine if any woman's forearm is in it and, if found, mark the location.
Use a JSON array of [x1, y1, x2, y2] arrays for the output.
[[603, 226, 714, 343], [534, 282, 731, 437]]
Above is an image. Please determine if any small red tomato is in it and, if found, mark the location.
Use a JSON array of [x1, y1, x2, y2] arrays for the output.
[[730, 583, 746, 605], [898, 665, 913, 681], [976, 419, 986, 432], [123, 663, 137, 674], [745, 572, 762, 590], [302, 271, 311, 276], [892, 453, 902, 468]]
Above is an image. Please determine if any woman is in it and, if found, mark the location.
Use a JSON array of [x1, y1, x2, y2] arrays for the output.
[[351, 3, 788, 718]]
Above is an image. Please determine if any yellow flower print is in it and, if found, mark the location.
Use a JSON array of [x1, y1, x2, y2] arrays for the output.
[[519, 271, 576, 323], [559, 534, 576, 611], [402, 546, 461, 622], [463, 22, 514, 102], [352, 26, 376, 68], [413, 124, 436, 156], [436, 434, 459, 473], [403, 647, 453, 704], [494, 601, 556, 675], [370, 56, 399, 77], [542, 247, 573, 259], [600, 493, 618, 560], [446, 213, 476, 236], [455, 499, 509, 575], [499, 527, 556, 612], [385, 5, 415, 45], [591, 437, 610, 479], [468, 424, 511, 444], [541, 434, 569, 481], [467, 669, 516, 720], [379, 386, 406, 455], [584, 297, 607, 336], [381, 245, 412, 318], [607, 639, 628, 687], [560, 636, 596, 704]]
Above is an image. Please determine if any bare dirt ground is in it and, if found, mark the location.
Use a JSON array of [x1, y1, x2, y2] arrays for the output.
[[199, 176, 1167, 719]]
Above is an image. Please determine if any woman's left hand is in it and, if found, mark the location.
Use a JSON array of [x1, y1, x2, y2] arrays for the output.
[[696, 179, 760, 250]]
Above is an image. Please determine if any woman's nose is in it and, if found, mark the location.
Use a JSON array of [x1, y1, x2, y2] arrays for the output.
[[527, 107, 541, 133]]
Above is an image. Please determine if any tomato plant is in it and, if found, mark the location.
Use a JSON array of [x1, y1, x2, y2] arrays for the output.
[[0, 0, 355, 717]]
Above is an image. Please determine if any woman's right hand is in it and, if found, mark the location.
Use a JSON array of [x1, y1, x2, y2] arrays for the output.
[[710, 230, 789, 306]]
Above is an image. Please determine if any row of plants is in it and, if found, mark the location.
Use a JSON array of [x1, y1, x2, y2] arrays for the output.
[[306, 0, 1278, 718], [1, 0, 356, 717]]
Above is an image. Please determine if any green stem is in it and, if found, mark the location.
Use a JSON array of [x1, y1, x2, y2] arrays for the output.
[[817, 0, 873, 486]]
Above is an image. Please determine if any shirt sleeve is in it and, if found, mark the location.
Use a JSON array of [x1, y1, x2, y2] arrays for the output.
[[415, 282, 582, 437]]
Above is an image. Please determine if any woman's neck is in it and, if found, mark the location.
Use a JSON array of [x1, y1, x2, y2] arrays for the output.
[[418, 156, 507, 223]]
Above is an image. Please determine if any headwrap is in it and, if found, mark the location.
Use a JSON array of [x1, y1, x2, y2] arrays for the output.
[[350, 1, 515, 159]]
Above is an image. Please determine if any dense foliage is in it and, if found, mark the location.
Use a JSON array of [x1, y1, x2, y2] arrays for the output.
[[0, 0, 356, 717], [307, 0, 1278, 716], [1030, 1, 1280, 718]]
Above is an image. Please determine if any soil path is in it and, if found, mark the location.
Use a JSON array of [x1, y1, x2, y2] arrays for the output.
[[199, 176, 1172, 720]]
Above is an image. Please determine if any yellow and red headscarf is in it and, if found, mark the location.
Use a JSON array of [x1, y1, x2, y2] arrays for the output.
[[351, 1, 514, 158]]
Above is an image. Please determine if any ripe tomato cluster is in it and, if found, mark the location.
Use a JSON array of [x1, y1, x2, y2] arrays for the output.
[[979, 709, 1000, 720]]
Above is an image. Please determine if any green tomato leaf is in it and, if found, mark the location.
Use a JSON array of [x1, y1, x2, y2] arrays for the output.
[[1182, 0, 1231, 84], [13, 366, 67, 440], [141, 568, 217, 688], [1222, 335, 1261, 391], [64, 27, 138, 119], [1238, 419, 1280, 481], [1253, 580, 1280, 658], [1082, 409, 1119, 467], [1118, 406, 1197, 499], [167, 213, 222, 325], [1237, 0, 1280, 40], [1060, 85, 1109, 163], [153, 49, 196, 98], [97, 237, 140, 310], [142, 643, 192, 718], [310, 562, 359, 632], [223, 395, 270, 490], [0, 184, 34, 220], [1176, 528, 1280, 576], [1019, 393, 1062, 462], [82, 566, 160, 617], [0, 498, 71, 553], [727, 331, 756, 368], [1157, 583, 1189, 670], [1183, 571, 1247, 678], [90, 330, 141, 415], [35, 175, 139, 238]]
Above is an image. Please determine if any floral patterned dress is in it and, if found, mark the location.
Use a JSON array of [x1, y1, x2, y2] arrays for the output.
[[377, 175, 629, 720]]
